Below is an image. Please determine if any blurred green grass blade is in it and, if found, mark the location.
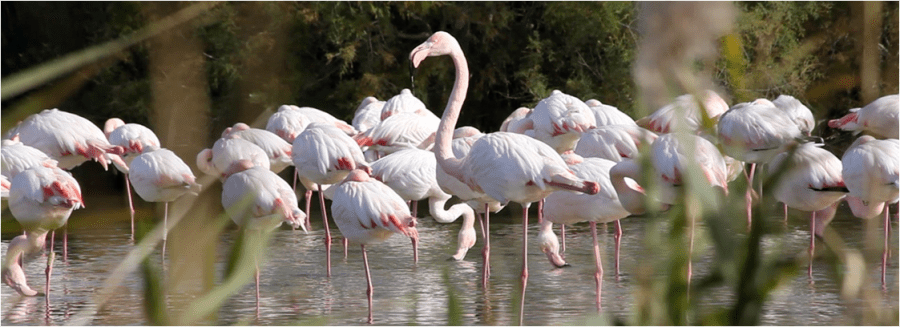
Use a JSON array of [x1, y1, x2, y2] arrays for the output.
[[0, 2, 219, 101]]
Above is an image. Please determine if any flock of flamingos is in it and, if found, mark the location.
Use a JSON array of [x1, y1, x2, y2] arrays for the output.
[[2, 31, 898, 324]]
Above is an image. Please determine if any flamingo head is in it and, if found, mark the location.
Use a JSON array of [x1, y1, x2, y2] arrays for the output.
[[103, 118, 125, 138], [410, 31, 460, 68]]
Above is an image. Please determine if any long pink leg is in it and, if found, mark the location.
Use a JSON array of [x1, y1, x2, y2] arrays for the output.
[[126, 174, 136, 239], [560, 224, 566, 254], [162, 202, 168, 264], [883, 205, 889, 289], [63, 224, 68, 263], [255, 261, 260, 317], [305, 190, 313, 231], [590, 222, 603, 312], [783, 203, 789, 224], [344, 238, 349, 259], [46, 231, 55, 298], [362, 244, 373, 324], [519, 203, 530, 326], [614, 220, 622, 278], [745, 163, 756, 231], [411, 200, 418, 218], [482, 203, 491, 289], [808, 211, 816, 280], [537, 199, 543, 225], [688, 213, 694, 288], [319, 184, 332, 277]]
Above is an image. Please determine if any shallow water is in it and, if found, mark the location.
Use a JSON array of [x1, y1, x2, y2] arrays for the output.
[[2, 193, 898, 325]]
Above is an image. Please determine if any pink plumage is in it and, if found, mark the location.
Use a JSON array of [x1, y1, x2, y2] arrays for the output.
[[828, 94, 899, 139], [5, 109, 125, 170]]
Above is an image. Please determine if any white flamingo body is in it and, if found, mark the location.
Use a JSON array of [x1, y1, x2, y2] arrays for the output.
[[129, 149, 200, 203], [221, 123, 293, 173], [222, 163, 305, 232], [371, 148, 477, 260], [435, 134, 506, 214], [5, 109, 125, 170], [196, 136, 270, 179], [584, 99, 637, 127], [828, 94, 899, 139], [500, 107, 533, 133], [352, 97, 385, 134], [771, 95, 815, 136], [293, 123, 368, 185], [574, 125, 658, 162], [104, 118, 161, 167], [543, 157, 629, 226], [526, 90, 597, 153], [380, 88, 428, 120], [3, 165, 83, 296], [356, 111, 440, 155], [636, 90, 729, 134], [718, 101, 802, 164], [1, 138, 59, 178], [266, 105, 356, 143], [842, 136, 900, 216]]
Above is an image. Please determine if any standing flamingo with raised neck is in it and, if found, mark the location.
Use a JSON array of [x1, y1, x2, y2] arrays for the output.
[[411, 31, 600, 324]]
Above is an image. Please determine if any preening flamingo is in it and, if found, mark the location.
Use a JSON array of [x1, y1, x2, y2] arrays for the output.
[[352, 96, 385, 135], [540, 153, 631, 311], [771, 95, 815, 136], [4, 109, 126, 171], [220, 160, 306, 313], [129, 148, 201, 260], [355, 111, 441, 158], [221, 122, 293, 174], [524, 90, 597, 153], [265, 105, 357, 144], [104, 118, 162, 239], [636, 90, 729, 135], [584, 99, 638, 127], [3, 165, 83, 297], [292, 122, 370, 277], [370, 148, 476, 260], [330, 169, 419, 324], [841, 135, 899, 286], [196, 135, 270, 180], [828, 94, 899, 139], [574, 125, 658, 162], [380, 88, 428, 120], [410, 31, 600, 324], [499, 107, 533, 133], [769, 142, 848, 280], [1, 137, 59, 178]]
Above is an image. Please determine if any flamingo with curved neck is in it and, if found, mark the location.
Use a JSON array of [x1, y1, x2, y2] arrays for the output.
[[411, 31, 599, 324]]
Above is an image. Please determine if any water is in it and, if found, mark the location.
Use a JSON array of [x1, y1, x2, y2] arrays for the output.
[[2, 195, 898, 325]]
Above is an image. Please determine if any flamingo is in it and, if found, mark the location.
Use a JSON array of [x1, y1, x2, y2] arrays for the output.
[[636, 90, 729, 135], [354, 111, 441, 158], [516, 90, 597, 153], [196, 135, 270, 180], [1, 137, 59, 178], [4, 108, 126, 171], [717, 100, 803, 228], [769, 142, 848, 279], [841, 135, 899, 287], [574, 125, 658, 162], [104, 118, 162, 239], [380, 88, 429, 120], [584, 99, 638, 127], [292, 122, 370, 277], [411, 31, 600, 324], [771, 95, 815, 136], [330, 169, 419, 324], [610, 132, 728, 285], [352, 96, 385, 135], [828, 94, 899, 139], [540, 153, 631, 311], [499, 107, 533, 133], [221, 123, 293, 174], [265, 105, 357, 143], [220, 160, 306, 313], [129, 148, 201, 260], [3, 165, 83, 297], [370, 148, 476, 260]]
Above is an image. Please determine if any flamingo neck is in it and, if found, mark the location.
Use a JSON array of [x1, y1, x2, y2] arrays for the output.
[[434, 48, 469, 182], [610, 160, 647, 215]]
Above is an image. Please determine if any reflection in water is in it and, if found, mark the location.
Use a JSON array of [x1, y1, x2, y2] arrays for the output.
[[1, 203, 898, 325]]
